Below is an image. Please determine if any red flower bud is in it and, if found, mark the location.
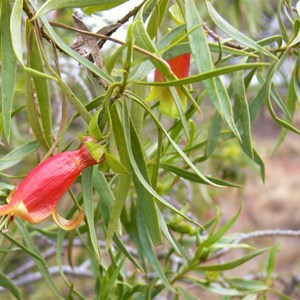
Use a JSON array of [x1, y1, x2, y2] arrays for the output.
[[147, 53, 191, 117], [0, 137, 100, 230]]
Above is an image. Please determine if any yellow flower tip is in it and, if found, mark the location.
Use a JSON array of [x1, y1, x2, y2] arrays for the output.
[[12, 201, 36, 223], [52, 208, 84, 231]]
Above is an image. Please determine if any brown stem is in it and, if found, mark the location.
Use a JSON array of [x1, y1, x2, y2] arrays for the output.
[[97, 0, 147, 49], [203, 23, 244, 50]]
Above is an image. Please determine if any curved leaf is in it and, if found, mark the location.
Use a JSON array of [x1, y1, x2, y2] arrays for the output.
[[33, 0, 128, 19]]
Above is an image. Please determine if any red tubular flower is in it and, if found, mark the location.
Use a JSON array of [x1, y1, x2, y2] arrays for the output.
[[147, 53, 191, 117], [0, 137, 100, 230]]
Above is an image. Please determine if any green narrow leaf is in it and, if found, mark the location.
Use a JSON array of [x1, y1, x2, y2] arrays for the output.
[[196, 249, 266, 271], [133, 5, 191, 139], [132, 63, 269, 86], [232, 68, 253, 158], [128, 112, 162, 245], [148, 0, 169, 39], [185, 0, 240, 140], [120, 96, 205, 226], [0, 140, 39, 172], [106, 105, 132, 248], [194, 205, 242, 259], [266, 245, 280, 283], [272, 64, 300, 153], [25, 70, 49, 149], [126, 91, 222, 187], [2, 232, 45, 263], [161, 164, 240, 187], [33, 0, 128, 19], [30, 1, 113, 84], [205, 112, 223, 156], [10, 0, 55, 80], [10, 0, 23, 65], [0, 271, 22, 300], [136, 201, 173, 291], [99, 258, 125, 299], [253, 149, 265, 182], [15, 220, 63, 299], [28, 28, 53, 147], [206, 1, 277, 60], [82, 167, 101, 261], [106, 173, 131, 248], [1, 0, 17, 142], [157, 209, 182, 255], [93, 169, 143, 271], [248, 62, 277, 123]]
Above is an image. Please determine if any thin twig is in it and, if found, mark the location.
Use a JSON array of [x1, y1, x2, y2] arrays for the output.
[[209, 229, 300, 261], [203, 23, 244, 50], [0, 265, 93, 292], [49, 21, 165, 62]]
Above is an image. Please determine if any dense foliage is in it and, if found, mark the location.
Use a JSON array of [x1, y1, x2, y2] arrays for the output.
[[0, 0, 300, 299]]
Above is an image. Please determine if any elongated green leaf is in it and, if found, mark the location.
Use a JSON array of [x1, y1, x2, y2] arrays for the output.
[[132, 63, 269, 86], [82, 167, 101, 261], [194, 205, 242, 260], [10, 0, 23, 65], [266, 245, 280, 283], [107, 173, 131, 248], [0, 140, 39, 172], [185, 0, 240, 140], [126, 91, 220, 187], [33, 0, 128, 19], [232, 68, 253, 158], [26, 75, 49, 149], [29, 1, 113, 84], [136, 201, 173, 291], [1, 0, 17, 142], [2, 232, 45, 263], [248, 62, 278, 123], [228, 278, 268, 292], [161, 164, 239, 187], [273, 61, 299, 153], [28, 28, 53, 147], [196, 249, 266, 271], [188, 278, 248, 296], [15, 220, 63, 299], [99, 258, 125, 299], [133, 4, 192, 138], [205, 112, 223, 156], [93, 169, 143, 271], [119, 97, 205, 227], [10, 0, 56, 80], [128, 112, 162, 245], [206, 1, 277, 60], [0, 271, 22, 300], [266, 87, 300, 134], [157, 210, 181, 255], [107, 105, 132, 248]]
